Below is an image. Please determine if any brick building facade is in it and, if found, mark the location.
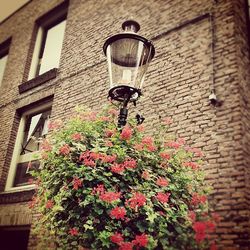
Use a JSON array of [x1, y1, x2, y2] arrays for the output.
[[0, 0, 249, 249]]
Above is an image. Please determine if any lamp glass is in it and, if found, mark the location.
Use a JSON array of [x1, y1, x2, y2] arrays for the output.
[[106, 37, 152, 91]]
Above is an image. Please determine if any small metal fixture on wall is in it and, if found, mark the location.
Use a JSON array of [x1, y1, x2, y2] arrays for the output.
[[103, 20, 155, 127]]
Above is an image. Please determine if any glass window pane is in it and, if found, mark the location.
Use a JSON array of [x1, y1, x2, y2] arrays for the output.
[[0, 54, 8, 86], [39, 20, 66, 74], [14, 160, 40, 187]]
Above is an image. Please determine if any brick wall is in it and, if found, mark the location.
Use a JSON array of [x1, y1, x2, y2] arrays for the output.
[[0, 0, 249, 249]]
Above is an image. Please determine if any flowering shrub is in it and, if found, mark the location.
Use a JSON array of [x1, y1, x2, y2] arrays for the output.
[[31, 106, 218, 249]]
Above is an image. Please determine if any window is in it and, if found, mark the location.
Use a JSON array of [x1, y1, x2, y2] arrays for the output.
[[0, 38, 11, 87], [28, 1, 68, 79], [5, 102, 52, 190]]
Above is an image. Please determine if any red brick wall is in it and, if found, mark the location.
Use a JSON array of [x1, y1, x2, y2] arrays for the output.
[[0, 0, 249, 249]]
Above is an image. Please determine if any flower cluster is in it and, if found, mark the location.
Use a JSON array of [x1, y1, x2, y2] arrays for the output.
[[31, 106, 218, 250]]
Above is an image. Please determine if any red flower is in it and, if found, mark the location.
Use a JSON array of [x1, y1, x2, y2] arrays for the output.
[[45, 200, 54, 209], [100, 191, 121, 203], [147, 144, 157, 152], [191, 193, 207, 206], [111, 163, 125, 174], [126, 192, 146, 209], [100, 116, 110, 121], [192, 221, 206, 243], [69, 227, 78, 236], [120, 126, 132, 140], [155, 192, 170, 204], [72, 177, 82, 190], [83, 159, 95, 167], [92, 184, 105, 195], [211, 212, 221, 223], [110, 207, 126, 220], [119, 242, 134, 250], [110, 232, 124, 245], [177, 137, 186, 145], [156, 177, 169, 187], [183, 161, 199, 170], [122, 158, 137, 169], [159, 152, 171, 160], [71, 133, 82, 141], [59, 144, 70, 155], [185, 146, 204, 157], [133, 234, 148, 247]]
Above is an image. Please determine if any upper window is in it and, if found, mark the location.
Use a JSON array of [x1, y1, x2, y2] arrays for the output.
[[28, 1, 68, 80], [5, 102, 52, 190], [0, 38, 11, 87]]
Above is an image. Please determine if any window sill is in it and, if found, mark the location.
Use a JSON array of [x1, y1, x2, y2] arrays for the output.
[[0, 185, 35, 204], [18, 68, 57, 93]]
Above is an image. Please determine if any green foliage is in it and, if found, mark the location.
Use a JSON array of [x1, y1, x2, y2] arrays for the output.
[[31, 106, 218, 250]]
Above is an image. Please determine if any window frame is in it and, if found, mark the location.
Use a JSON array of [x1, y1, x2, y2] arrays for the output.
[[5, 102, 52, 192], [27, 1, 68, 80]]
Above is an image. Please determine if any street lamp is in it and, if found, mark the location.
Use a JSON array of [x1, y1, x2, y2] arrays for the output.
[[103, 20, 155, 127]]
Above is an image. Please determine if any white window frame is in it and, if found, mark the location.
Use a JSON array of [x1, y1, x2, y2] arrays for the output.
[[5, 102, 52, 192]]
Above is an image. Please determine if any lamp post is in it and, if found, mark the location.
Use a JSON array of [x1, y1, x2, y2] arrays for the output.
[[103, 20, 155, 127]]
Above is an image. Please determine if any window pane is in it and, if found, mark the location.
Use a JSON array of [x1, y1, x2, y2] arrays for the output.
[[21, 109, 51, 154], [0, 54, 8, 86], [39, 20, 66, 74], [14, 160, 39, 187]]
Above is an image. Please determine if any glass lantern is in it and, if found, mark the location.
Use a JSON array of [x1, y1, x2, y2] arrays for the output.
[[103, 20, 155, 102]]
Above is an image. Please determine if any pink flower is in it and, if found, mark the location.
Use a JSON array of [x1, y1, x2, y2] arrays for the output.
[[100, 116, 110, 121], [69, 227, 78, 236], [177, 137, 186, 145], [142, 136, 154, 145], [126, 192, 146, 209], [133, 143, 144, 151], [133, 234, 148, 247], [99, 191, 121, 203], [45, 200, 54, 209], [110, 232, 124, 245], [183, 161, 199, 170], [122, 158, 137, 169], [185, 146, 204, 157], [111, 163, 125, 174], [71, 133, 82, 141], [156, 177, 169, 187], [159, 152, 171, 160], [110, 207, 126, 220], [59, 144, 70, 155], [165, 141, 181, 149], [120, 126, 132, 140], [155, 192, 170, 204], [92, 184, 105, 195], [101, 154, 117, 163]]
